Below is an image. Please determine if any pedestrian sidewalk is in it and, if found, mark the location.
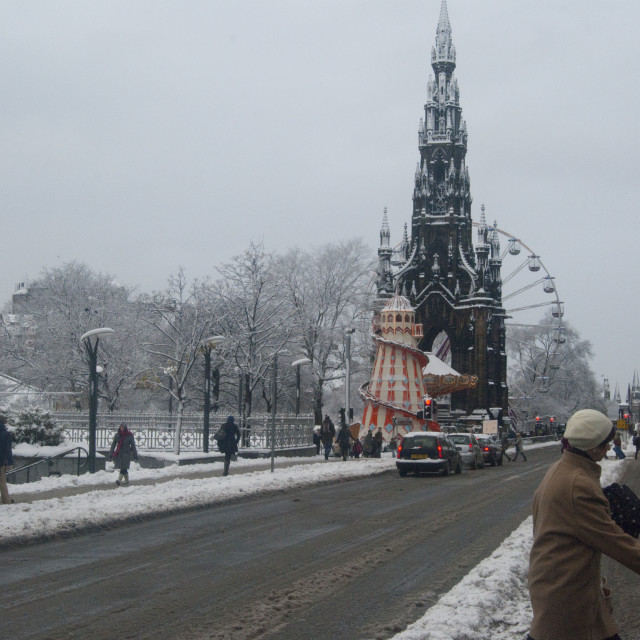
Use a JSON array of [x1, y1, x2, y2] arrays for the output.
[[1, 455, 395, 547]]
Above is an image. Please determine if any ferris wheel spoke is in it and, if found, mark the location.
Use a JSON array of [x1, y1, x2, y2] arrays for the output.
[[505, 322, 560, 328], [502, 278, 548, 301], [506, 300, 558, 314], [501, 260, 531, 285]]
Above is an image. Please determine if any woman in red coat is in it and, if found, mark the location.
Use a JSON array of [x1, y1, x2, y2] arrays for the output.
[[109, 422, 138, 486]]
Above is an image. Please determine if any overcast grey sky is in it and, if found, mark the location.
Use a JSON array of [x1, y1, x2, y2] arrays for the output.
[[2, 0, 639, 393]]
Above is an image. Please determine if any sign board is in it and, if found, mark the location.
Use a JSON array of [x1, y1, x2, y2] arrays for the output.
[[617, 418, 628, 431], [483, 419, 499, 435]]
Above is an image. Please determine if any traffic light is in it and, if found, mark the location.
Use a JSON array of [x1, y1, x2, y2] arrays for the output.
[[424, 398, 433, 420], [536, 416, 541, 425]]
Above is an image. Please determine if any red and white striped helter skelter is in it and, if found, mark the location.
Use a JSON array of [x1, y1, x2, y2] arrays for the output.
[[359, 294, 430, 441]]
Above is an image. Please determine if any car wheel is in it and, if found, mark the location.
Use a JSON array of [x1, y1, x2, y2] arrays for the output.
[[479, 456, 485, 469], [455, 460, 462, 474], [398, 468, 407, 477], [490, 455, 496, 467], [497, 454, 503, 466], [442, 461, 450, 476], [471, 458, 476, 470]]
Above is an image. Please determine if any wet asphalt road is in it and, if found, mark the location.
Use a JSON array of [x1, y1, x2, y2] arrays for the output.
[[2, 447, 573, 640]]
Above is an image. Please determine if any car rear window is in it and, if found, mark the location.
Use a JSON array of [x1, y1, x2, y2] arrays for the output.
[[402, 436, 438, 448], [449, 435, 470, 444]]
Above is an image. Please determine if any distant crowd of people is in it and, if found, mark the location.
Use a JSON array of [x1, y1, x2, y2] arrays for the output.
[[314, 415, 397, 461]]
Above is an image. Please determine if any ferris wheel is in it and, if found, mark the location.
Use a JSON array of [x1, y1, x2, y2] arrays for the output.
[[475, 221, 565, 401]]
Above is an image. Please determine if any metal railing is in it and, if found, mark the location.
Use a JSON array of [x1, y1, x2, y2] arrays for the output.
[[7, 446, 90, 484], [53, 412, 316, 452]]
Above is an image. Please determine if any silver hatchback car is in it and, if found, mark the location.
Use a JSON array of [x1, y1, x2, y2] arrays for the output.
[[448, 432, 484, 469]]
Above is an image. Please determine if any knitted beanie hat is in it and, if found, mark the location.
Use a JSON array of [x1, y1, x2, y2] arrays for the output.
[[564, 409, 614, 451]]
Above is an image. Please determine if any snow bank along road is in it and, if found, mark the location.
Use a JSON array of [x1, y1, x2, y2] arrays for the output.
[[0, 445, 570, 640]]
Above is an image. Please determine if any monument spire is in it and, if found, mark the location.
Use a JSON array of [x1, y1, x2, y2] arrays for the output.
[[375, 1, 509, 414], [432, 0, 456, 71]]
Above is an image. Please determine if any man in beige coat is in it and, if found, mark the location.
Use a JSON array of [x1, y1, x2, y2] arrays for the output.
[[528, 409, 640, 640]]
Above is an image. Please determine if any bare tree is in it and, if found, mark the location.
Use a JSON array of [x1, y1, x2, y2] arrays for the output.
[[138, 268, 218, 453], [213, 242, 292, 424], [276, 238, 376, 423], [1, 262, 141, 410], [507, 313, 606, 427]]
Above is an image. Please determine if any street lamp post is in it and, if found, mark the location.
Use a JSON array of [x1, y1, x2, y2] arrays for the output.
[[80, 328, 115, 473], [270, 353, 278, 473], [201, 336, 225, 453], [236, 369, 243, 416], [345, 329, 356, 424], [236, 368, 248, 447], [291, 357, 312, 418], [269, 350, 291, 472]]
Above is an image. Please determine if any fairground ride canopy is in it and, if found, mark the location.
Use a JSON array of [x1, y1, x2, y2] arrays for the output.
[[422, 352, 478, 399]]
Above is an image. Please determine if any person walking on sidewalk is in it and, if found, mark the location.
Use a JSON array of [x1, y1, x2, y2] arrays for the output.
[[336, 421, 352, 461], [373, 428, 384, 458], [612, 431, 626, 459], [0, 417, 14, 504], [313, 426, 321, 455], [109, 422, 138, 486], [513, 432, 527, 461], [219, 415, 241, 476], [527, 409, 640, 640], [320, 415, 335, 460], [500, 432, 512, 462], [389, 434, 397, 458], [633, 430, 640, 460], [363, 431, 374, 457]]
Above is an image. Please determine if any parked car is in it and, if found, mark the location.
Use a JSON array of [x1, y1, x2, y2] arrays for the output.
[[396, 432, 462, 477], [475, 433, 502, 466], [448, 432, 484, 469]]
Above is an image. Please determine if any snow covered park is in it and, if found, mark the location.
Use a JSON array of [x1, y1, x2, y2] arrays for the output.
[[2, 441, 630, 640]]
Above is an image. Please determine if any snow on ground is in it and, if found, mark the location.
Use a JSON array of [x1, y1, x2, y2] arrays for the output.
[[3, 456, 396, 546], [10, 447, 314, 491], [390, 448, 629, 640], [2, 440, 632, 639]]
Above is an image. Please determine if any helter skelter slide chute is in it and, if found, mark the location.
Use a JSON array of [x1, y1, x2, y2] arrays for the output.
[[359, 294, 434, 440]]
